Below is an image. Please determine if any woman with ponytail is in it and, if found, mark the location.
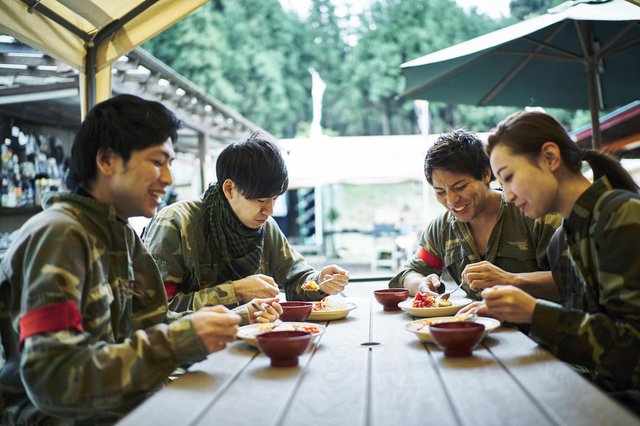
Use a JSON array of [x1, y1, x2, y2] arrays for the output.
[[473, 110, 640, 414]]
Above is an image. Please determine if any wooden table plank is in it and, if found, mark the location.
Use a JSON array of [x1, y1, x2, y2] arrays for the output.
[[369, 305, 459, 426], [191, 329, 321, 425], [279, 297, 371, 426], [119, 292, 640, 426], [426, 327, 557, 426], [486, 329, 640, 426], [373, 310, 555, 426], [117, 340, 258, 425]]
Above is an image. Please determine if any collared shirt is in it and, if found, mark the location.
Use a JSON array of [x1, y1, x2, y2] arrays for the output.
[[389, 196, 562, 299], [0, 192, 207, 424], [143, 196, 325, 313], [531, 176, 640, 400]]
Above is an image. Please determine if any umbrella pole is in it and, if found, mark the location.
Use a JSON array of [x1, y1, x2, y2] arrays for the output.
[[586, 62, 602, 150], [584, 22, 602, 150]]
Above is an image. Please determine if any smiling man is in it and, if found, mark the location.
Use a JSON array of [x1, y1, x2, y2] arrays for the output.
[[143, 133, 349, 314], [388, 130, 561, 302], [0, 95, 250, 424]]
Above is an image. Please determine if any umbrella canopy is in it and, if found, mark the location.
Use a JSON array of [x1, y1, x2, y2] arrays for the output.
[[400, 0, 640, 149], [0, 0, 208, 117]]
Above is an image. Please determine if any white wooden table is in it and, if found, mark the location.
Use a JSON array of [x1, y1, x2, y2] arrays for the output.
[[119, 296, 640, 426]]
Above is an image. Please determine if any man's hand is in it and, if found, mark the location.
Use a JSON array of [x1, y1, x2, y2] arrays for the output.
[[417, 274, 441, 296], [232, 274, 280, 303], [247, 298, 283, 324], [192, 305, 242, 353], [481, 285, 536, 323], [462, 261, 515, 291], [317, 265, 349, 295]]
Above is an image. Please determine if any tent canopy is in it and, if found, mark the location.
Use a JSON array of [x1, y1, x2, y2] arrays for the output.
[[0, 0, 208, 116]]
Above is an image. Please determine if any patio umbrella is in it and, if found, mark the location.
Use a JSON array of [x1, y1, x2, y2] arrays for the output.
[[400, 0, 640, 149]]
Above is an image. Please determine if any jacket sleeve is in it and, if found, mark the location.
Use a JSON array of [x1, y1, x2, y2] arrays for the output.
[[143, 204, 242, 313], [263, 219, 323, 301], [527, 212, 563, 270], [389, 219, 444, 289], [16, 220, 209, 419], [529, 198, 640, 392]]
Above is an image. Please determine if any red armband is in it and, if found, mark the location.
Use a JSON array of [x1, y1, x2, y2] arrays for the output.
[[416, 247, 444, 270], [19, 301, 84, 350], [164, 282, 178, 299]]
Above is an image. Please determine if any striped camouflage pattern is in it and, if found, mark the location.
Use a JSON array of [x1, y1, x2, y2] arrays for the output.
[[0, 192, 207, 425], [143, 196, 324, 313], [389, 197, 562, 300], [530, 176, 640, 403]]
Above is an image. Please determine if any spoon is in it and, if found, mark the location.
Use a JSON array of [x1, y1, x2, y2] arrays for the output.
[[439, 280, 467, 301]]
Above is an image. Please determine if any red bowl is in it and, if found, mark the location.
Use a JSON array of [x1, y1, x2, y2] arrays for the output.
[[373, 288, 410, 311], [256, 330, 313, 367], [429, 322, 485, 357], [278, 302, 313, 322]]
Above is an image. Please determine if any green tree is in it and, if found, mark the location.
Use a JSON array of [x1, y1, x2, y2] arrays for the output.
[[335, 0, 503, 135], [144, 0, 312, 138]]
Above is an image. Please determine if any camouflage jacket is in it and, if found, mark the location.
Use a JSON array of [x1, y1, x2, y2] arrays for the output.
[[142, 196, 325, 313], [389, 197, 562, 300], [0, 192, 208, 425], [531, 177, 640, 399]]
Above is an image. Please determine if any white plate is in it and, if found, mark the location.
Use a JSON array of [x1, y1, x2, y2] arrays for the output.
[[405, 316, 501, 343], [236, 322, 327, 347], [398, 297, 472, 317], [307, 302, 357, 321]]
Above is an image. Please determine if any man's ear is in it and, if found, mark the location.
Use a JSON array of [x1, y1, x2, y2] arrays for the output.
[[483, 167, 492, 185], [222, 179, 236, 200], [96, 148, 117, 176], [539, 142, 562, 172]]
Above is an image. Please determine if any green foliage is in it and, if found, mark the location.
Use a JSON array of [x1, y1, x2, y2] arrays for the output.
[[143, 0, 593, 139]]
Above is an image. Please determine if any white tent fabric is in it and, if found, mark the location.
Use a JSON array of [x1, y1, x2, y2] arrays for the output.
[[280, 134, 439, 188], [0, 0, 208, 116]]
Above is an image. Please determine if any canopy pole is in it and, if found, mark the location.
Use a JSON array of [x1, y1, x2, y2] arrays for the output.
[[82, 0, 161, 117]]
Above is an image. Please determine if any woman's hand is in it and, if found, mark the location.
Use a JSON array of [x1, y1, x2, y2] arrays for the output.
[[455, 301, 493, 318], [247, 298, 283, 324], [481, 285, 536, 323]]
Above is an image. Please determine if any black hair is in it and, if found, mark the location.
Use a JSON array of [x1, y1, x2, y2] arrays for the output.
[[424, 130, 494, 186], [216, 131, 289, 199], [487, 111, 639, 193], [66, 94, 182, 190]]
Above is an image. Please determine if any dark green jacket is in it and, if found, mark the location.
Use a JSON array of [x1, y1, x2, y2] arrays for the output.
[[143, 196, 325, 314], [532, 177, 640, 401], [0, 193, 207, 425]]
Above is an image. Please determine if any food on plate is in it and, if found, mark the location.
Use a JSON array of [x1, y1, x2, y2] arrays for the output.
[[416, 317, 464, 331], [312, 296, 350, 312], [411, 292, 453, 308], [251, 323, 320, 336], [302, 280, 319, 291]]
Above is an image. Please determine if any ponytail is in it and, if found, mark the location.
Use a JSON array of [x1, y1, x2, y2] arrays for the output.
[[582, 150, 639, 193]]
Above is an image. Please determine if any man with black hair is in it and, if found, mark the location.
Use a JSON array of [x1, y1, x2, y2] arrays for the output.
[[0, 95, 264, 424], [389, 130, 562, 302], [143, 133, 349, 314]]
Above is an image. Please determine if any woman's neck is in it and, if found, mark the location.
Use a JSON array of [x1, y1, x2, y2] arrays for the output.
[[555, 171, 592, 220]]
